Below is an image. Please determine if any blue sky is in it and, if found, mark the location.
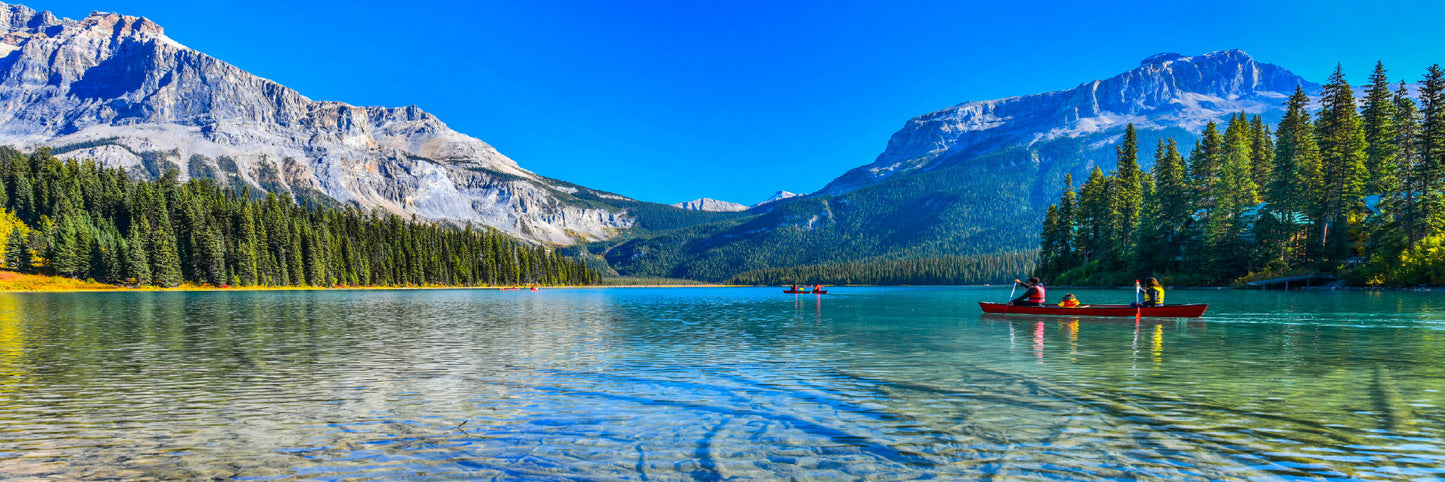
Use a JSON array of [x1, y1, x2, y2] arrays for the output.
[[25, 0, 1445, 204]]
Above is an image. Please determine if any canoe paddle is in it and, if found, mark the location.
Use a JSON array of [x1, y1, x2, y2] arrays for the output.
[[1134, 279, 1142, 320], [1004, 279, 1020, 315]]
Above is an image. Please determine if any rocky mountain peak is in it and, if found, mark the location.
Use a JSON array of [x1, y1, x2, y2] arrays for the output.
[[672, 198, 748, 212], [0, 2, 634, 245], [78, 10, 167, 39], [820, 49, 1316, 195], [754, 190, 798, 206], [1140, 52, 1185, 66]]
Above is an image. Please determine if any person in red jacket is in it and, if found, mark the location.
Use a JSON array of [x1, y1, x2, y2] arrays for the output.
[[1011, 277, 1047, 306], [1059, 293, 1080, 308]]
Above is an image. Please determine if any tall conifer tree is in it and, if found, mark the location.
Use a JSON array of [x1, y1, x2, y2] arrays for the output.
[[150, 204, 184, 287], [1420, 64, 1445, 233], [1075, 166, 1110, 264], [125, 219, 151, 286], [5, 228, 29, 273], [1190, 122, 1224, 211], [1265, 86, 1321, 267], [1056, 174, 1078, 272], [1139, 139, 1191, 272], [1362, 62, 1399, 196], [1249, 115, 1274, 193], [1393, 81, 1424, 245], [1205, 130, 1260, 278], [1108, 124, 1143, 265], [1315, 65, 1369, 265]]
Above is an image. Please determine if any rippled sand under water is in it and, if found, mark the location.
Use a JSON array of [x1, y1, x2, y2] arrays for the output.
[[0, 288, 1441, 480]]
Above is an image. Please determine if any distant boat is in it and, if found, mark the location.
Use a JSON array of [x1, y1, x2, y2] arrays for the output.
[[500, 287, 520, 291], [783, 287, 828, 294], [530, 286, 540, 292], [979, 302, 1207, 318]]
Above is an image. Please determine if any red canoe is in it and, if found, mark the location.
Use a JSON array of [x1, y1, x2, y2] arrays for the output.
[[784, 289, 827, 294], [978, 302, 1207, 318]]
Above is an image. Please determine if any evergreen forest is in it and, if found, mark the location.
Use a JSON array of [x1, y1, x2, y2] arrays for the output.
[[1034, 63, 1445, 287], [727, 252, 1036, 286], [0, 147, 600, 287]]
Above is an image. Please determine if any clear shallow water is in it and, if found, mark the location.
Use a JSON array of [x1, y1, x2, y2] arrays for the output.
[[0, 287, 1442, 480]]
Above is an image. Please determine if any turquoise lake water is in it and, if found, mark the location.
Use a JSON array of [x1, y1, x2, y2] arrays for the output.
[[0, 287, 1442, 480]]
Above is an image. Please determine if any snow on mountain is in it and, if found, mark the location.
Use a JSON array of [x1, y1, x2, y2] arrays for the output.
[[753, 191, 798, 207], [820, 49, 1319, 195], [671, 198, 748, 212], [0, 3, 632, 244]]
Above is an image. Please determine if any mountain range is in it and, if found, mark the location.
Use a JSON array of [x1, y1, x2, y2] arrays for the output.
[[0, 3, 687, 245], [0, 3, 1321, 282], [587, 50, 1319, 281]]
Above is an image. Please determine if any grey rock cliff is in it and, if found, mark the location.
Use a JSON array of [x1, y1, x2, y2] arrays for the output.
[[820, 50, 1318, 195], [672, 198, 748, 212], [0, 3, 633, 244]]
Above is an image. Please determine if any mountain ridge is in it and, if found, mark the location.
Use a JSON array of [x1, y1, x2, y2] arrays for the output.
[[818, 49, 1318, 196], [593, 49, 1322, 281], [0, 3, 643, 244], [672, 198, 748, 212]]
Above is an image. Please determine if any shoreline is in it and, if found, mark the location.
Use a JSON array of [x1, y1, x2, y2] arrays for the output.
[[4, 280, 1441, 294]]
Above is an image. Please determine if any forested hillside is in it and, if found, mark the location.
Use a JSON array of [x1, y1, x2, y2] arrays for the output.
[[584, 50, 1313, 284], [591, 149, 1049, 282], [1035, 63, 1445, 286], [728, 252, 1035, 285], [0, 147, 600, 287]]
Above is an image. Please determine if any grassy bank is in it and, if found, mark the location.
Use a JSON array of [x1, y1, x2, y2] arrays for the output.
[[0, 271, 139, 292]]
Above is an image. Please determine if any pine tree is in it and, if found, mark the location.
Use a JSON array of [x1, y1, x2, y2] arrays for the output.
[[1314, 65, 1369, 266], [1107, 124, 1143, 266], [197, 223, 226, 286], [1393, 81, 1424, 246], [1264, 86, 1321, 268], [125, 219, 151, 286], [1362, 62, 1399, 196], [1420, 64, 1445, 234], [1223, 113, 1256, 195], [233, 204, 258, 285], [1037, 204, 1063, 276], [1142, 139, 1191, 272], [12, 175, 33, 223], [1056, 174, 1078, 273], [48, 214, 84, 277], [5, 228, 29, 273], [1204, 129, 1260, 280], [1249, 115, 1274, 193], [1074, 166, 1111, 264], [150, 205, 184, 287]]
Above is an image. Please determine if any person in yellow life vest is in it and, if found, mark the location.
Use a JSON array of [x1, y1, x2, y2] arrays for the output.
[[1059, 293, 1080, 308], [1139, 277, 1164, 307]]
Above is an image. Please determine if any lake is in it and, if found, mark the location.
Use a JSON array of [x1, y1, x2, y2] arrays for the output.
[[0, 287, 1441, 480]]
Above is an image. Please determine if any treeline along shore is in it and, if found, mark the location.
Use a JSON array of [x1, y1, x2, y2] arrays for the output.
[[0, 147, 600, 288], [1036, 63, 1445, 287]]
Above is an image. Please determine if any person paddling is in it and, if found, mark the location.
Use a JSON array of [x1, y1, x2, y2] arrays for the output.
[[1133, 277, 1164, 307], [1011, 277, 1047, 307]]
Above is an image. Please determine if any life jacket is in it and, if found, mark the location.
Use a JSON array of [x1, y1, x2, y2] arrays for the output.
[[1145, 286, 1164, 304], [1027, 284, 1046, 303], [1060, 298, 1079, 308]]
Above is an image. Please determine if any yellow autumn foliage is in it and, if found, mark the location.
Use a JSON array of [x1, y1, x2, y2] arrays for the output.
[[1385, 235, 1445, 286]]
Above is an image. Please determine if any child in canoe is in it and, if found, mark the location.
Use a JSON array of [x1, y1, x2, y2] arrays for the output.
[[1059, 293, 1080, 308]]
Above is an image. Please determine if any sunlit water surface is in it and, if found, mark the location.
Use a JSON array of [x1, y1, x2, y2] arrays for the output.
[[0, 287, 1443, 480]]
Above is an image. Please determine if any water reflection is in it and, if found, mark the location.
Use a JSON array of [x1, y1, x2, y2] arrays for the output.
[[0, 288, 1441, 480]]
